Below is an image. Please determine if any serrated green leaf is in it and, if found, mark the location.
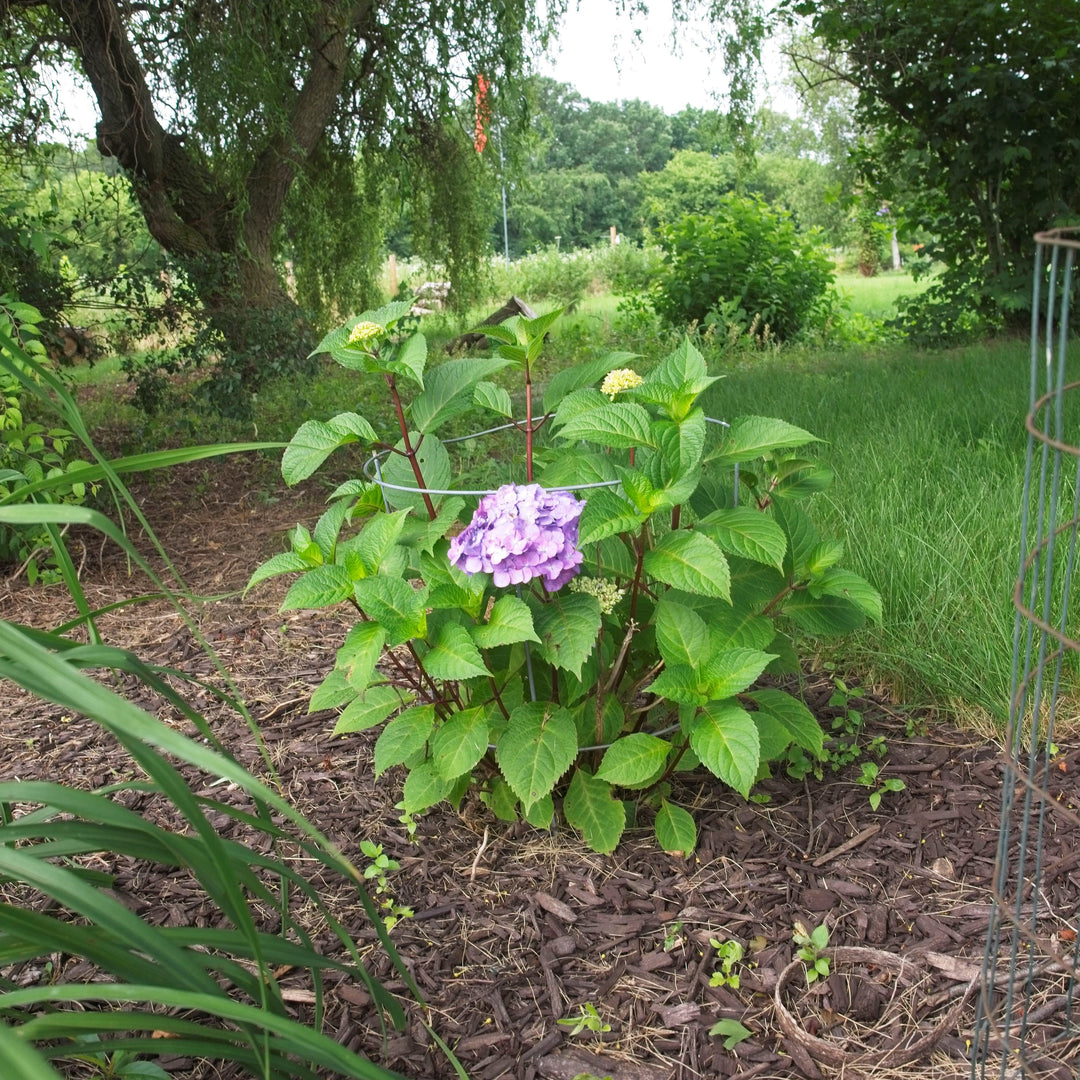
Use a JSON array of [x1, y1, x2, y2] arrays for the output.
[[245, 551, 311, 593], [782, 592, 866, 635], [655, 799, 697, 856], [564, 768, 625, 853], [482, 776, 520, 821], [391, 331, 427, 389], [353, 509, 411, 576], [530, 592, 601, 678], [281, 413, 377, 484], [654, 597, 709, 669], [648, 664, 707, 706], [551, 387, 609, 430], [523, 793, 555, 828], [537, 450, 620, 489], [332, 685, 403, 735], [806, 539, 845, 575], [690, 701, 760, 797], [557, 402, 656, 450], [470, 594, 539, 648], [706, 606, 776, 651], [409, 357, 511, 432], [699, 507, 788, 570], [644, 530, 730, 600], [431, 706, 490, 780], [773, 459, 834, 499], [707, 415, 819, 465], [710, 1018, 753, 1050], [308, 668, 356, 712], [495, 701, 578, 811], [353, 575, 427, 645], [811, 569, 882, 624], [772, 499, 820, 579], [596, 733, 670, 787], [746, 688, 824, 758], [400, 496, 465, 556], [578, 488, 645, 546], [474, 380, 513, 417], [280, 564, 353, 611], [422, 623, 491, 680], [337, 621, 387, 692], [376, 432, 450, 514], [374, 705, 436, 776], [701, 647, 777, 700], [312, 498, 352, 560], [400, 760, 452, 813]]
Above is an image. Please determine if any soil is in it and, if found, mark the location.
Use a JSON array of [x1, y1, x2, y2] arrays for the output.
[[1, 454, 1078, 1080]]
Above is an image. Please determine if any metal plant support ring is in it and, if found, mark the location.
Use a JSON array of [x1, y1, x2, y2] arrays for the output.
[[971, 227, 1080, 1079]]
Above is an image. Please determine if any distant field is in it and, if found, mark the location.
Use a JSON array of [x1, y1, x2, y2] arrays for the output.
[[834, 269, 931, 319]]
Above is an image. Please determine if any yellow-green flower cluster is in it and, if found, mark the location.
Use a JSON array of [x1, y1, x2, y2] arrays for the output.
[[600, 367, 643, 400], [569, 575, 626, 615], [347, 320, 383, 350]]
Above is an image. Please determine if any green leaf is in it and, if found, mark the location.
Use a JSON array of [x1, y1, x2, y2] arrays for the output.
[[523, 793, 554, 828], [810, 569, 883, 624], [747, 689, 824, 758], [400, 760, 453, 813], [331, 685, 403, 735], [281, 413, 377, 485], [782, 592, 866, 636], [551, 387, 608, 430], [644, 530, 731, 600], [557, 402, 656, 450], [806, 539, 846, 575], [431, 706, 490, 780], [706, 605, 776, 651], [654, 597, 709, 669], [530, 592, 602, 679], [374, 705, 436, 776], [354, 510, 411, 576], [772, 500, 819, 579], [400, 496, 464, 556], [308, 668, 357, 713], [690, 701, 760, 797], [707, 415, 819, 465], [352, 575, 427, 645], [377, 432, 450, 514], [699, 507, 788, 571], [474, 380, 513, 417], [245, 551, 311, 593], [482, 777, 520, 821], [648, 665, 706, 706], [701, 647, 777, 700], [710, 1018, 753, 1050], [564, 768, 625, 853], [537, 451, 619, 489], [578, 488, 645, 546], [409, 357, 511, 432], [470, 594, 539, 648], [337, 622, 387, 692], [392, 331, 427, 389], [280, 564, 353, 611], [654, 800, 697, 856], [422, 623, 491, 681], [596, 733, 670, 787], [496, 701, 578, 811]]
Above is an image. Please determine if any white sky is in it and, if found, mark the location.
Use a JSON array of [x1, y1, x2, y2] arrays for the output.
[[536, 0, 795, 114]]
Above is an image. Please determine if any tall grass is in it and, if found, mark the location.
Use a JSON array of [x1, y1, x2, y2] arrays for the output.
[[702, 337, 1061, 725]]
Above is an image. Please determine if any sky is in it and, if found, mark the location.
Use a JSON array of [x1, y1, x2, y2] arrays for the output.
[[536, 0, 795, 115]]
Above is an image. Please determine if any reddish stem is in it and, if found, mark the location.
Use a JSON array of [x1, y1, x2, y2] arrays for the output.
[[386, 373, 436, 520], [525, 364, 534, 482], [671, 504, 681, 531]]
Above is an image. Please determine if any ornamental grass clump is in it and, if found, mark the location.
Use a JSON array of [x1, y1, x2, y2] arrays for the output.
[[250, 301, 882, 854]]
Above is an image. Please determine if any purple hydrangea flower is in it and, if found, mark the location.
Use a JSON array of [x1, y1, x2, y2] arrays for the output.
[[448, 483, 585, 591]]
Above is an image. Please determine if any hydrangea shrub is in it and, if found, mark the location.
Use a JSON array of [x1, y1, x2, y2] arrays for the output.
[[249, 301, 881, 854]]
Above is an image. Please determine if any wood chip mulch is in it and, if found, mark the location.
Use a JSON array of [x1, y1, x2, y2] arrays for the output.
[[1, 458, 1078, 1080]]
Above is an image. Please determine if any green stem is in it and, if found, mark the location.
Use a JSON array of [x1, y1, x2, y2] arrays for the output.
[[385, 373, 436, 520], [627, 522, 649, 623]]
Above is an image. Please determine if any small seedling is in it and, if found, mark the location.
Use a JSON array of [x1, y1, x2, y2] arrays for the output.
[[709, 1017, 753, 1050], [359, 839, 414, 930], [662, 920, 684, 951], [708, 937, 744, 989], [793, 921, 831, 985], [557, 1002, 611, 1036], [856, 761, 906, 809], [64, 1034, 169, 1080]]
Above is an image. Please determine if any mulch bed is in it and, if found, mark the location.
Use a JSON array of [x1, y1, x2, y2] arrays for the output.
[[2, 457, 1079, 1080]]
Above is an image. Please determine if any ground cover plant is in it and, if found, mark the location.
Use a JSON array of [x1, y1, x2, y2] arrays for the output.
[[250, 302, 881, 854]]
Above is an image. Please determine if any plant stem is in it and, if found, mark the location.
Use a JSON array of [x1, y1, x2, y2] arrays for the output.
[[670, 504, 681, 530], [628, 522, 649, 623], [525, 362, 534, 482], [385, 373, 436, 520]]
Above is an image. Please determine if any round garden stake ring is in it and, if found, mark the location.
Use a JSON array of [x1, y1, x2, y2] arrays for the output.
[[772, 945, 978, 1071]]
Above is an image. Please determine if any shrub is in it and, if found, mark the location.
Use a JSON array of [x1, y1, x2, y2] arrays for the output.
[[652, 195, 838, 340], [251, 303, 881, 855]]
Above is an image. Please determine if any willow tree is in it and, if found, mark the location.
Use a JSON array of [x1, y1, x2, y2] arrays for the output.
[[0, 0, 548, 402]]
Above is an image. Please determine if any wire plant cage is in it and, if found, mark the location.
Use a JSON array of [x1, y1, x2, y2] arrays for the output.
[[972, 228, 1080, 1079]]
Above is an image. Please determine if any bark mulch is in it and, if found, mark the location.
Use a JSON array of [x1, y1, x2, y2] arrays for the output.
[[1, 458, 1078, 1080]]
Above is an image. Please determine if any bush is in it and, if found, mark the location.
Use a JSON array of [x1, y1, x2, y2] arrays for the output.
[[252, 304, 881, 855], [652, 195, 837, 340]]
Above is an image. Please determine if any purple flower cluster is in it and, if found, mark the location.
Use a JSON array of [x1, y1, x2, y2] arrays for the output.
[[448, 483, 585, 591]]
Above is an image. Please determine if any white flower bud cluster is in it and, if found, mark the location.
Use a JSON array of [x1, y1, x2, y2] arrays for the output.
[[569, 576, 626, 614]]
